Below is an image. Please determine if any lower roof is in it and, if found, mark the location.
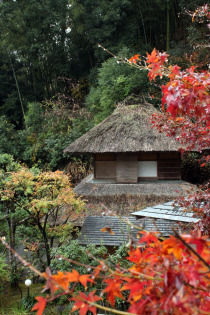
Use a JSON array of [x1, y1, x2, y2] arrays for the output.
[[78, 215, 186, 246], [132, 201, 199, 223], [74, 174, 194, 197]]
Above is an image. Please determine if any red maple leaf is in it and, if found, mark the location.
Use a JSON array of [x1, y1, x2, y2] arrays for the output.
[[51, 270, 77, 291], [122, 279, 147, 302], [79, 274, 94, 289], [128, 54, 140, 64], [71, 291, 101, 315], [31, 296, 47, 315], [168, 65, 181, 79], [103, 277, 124, 306], [138, 231, 159, 245], [127, 247, 142, 264], [44, 269, 94, 293], [162, 236, 184, 260], [146, 48, 159, 64], [93, 263, 103, 278], [100, 227, 115, 235], [146, 48, 168, 80], [128, 298, 150, 314]]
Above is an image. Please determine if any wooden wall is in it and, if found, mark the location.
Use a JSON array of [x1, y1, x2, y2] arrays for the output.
[[137, 152, 181, 180], [95, 153, 116, 179], [94, 152, 181, 181], [138, 152, 157, 161], [158, 160, 181, 179], [158, 152, 181, 179], [116, 154, 138, 183], [95, 153, 116, 161], [95, 161, 116, 179]]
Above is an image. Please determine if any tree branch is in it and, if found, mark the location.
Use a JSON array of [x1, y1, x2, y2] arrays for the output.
[[174, 231, 210, 271]]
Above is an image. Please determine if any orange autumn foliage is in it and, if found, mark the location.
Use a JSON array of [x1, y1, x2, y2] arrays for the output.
[[32, 232, 210, 315]]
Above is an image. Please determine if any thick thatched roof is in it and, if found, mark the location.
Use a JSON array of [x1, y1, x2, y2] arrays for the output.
[[74, 174, 194, 197], [64, 104, 181, 154]]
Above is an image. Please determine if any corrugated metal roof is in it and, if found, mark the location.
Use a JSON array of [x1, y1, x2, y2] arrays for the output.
[[78, 216, 184, 246], [138, 217, 183, 236], [132, 201, 200, 223], [78, 216, 138, 246]]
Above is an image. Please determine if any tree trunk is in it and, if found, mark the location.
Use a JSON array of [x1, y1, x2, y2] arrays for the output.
[[7, 213, 18, 287], [166, 0, 170, 51], [37, 218, 51, 267], [42, 229, 51, 267]]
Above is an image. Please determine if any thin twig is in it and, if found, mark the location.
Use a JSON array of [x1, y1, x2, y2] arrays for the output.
[[56, 255, 96, 271], [0, 237, 43, 277], [70, 295, 135, 315], [98, 43, 147, 71], [85, 301, 135, 315]]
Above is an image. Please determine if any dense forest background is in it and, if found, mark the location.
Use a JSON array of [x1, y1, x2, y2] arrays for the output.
[[0, 0, 208, 173]]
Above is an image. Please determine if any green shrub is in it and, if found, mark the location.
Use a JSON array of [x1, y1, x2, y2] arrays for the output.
[[0, 116, 19, 157], [51, 240, 108, 274], [0, 153, 21, 172], [25, 102, 43, 133], [51, 240, 130, 276], [51, 240, 130, 310], [0, 255, 9, 285], [16, 101, 72, 169], [20, 295, 35, 311], [86, 47, 149, 123]]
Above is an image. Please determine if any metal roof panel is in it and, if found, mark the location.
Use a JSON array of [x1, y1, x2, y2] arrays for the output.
[[132, 201, 200, 223], [78, 215, 187, 246]]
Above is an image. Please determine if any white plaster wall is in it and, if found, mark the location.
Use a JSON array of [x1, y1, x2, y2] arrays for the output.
[[138, 161, 157, 177]]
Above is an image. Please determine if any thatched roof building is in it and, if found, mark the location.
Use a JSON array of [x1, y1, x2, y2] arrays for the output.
[[65, 104, 183, 185], [64, 104, 180, 154]]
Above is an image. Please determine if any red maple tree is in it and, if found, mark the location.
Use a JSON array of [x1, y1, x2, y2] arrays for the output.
[[29, 231, 209, 315]]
